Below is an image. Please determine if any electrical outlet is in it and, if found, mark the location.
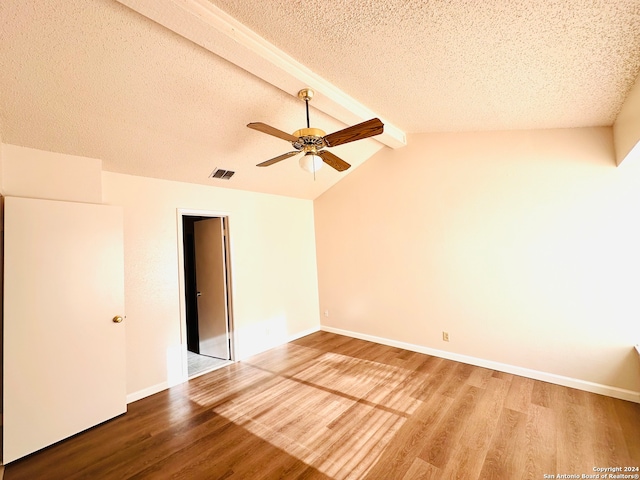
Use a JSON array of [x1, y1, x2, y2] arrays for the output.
[[442, 331, 450, 342], [324, 310, 330, 317]]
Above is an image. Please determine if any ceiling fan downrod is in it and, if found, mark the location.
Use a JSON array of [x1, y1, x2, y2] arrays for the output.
[[298, 88, 314, 128]]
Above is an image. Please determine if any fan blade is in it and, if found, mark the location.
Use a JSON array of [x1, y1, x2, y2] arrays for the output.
[[317, 150, 351, 172], [256, 151, 300, 167], [247, 122, 299, 143], [323, 118, 384, 147]]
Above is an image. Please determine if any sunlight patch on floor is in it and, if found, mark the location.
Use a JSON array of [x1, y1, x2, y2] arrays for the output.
[[204, 349, 424, 479]]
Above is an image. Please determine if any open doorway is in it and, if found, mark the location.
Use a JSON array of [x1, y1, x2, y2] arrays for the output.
[[181, 214, 234, 378]]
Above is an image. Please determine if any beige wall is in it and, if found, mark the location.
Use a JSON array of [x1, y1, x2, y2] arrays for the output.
[[1, 144, 102, 202], [0, 133, 4, 193], [101, 172, 320, 396], [1, 145, 321, 400], [314, 127, 640, 395]]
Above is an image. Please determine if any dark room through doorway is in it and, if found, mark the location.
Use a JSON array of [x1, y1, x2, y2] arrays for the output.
[[181, 215, 233, 377]]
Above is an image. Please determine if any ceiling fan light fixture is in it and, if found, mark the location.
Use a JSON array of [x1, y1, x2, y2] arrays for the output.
[[299, 152, 323, 173]]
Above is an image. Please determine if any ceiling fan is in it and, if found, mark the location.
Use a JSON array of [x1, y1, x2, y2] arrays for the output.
[[247, 89, 384, 173]]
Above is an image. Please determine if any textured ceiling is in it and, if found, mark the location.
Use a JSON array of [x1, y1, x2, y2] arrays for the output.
[[210, 0, 640, 132], [1, 0, 639, 199]]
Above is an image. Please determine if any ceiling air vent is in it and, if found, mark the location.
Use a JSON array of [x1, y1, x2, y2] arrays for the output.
[[209, 168, 235, 180]]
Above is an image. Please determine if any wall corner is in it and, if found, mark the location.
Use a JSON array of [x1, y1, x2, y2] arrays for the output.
[[613, 72, 640, 167]]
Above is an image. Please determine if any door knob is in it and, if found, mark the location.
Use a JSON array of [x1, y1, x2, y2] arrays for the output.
[[112, 315, 124, 323], [196, 292, 202, 297]]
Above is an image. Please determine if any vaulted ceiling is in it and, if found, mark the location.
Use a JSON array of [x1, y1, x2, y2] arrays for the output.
[[1, 0, 639, 199]]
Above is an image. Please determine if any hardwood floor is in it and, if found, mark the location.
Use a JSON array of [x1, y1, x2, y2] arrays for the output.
[[4, 331, 640, 479]]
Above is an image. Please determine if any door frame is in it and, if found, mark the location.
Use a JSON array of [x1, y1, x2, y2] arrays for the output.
[[176, 208, 236, 380]]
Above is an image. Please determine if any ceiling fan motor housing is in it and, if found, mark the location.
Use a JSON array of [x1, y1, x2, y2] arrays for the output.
[[292, 128, 326, 152]]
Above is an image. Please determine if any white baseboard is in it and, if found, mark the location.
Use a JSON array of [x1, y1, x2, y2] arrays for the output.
[[288, 325, 322, 343], [321, 326, 640, 404], [236, 325, 322, 361], [127, 381, 170, 404], [126, 325, 322, 404]]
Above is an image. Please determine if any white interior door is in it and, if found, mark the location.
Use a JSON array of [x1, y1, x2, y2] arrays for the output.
[[3, 196, 126, 464], [194, 217, 230, 359]]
